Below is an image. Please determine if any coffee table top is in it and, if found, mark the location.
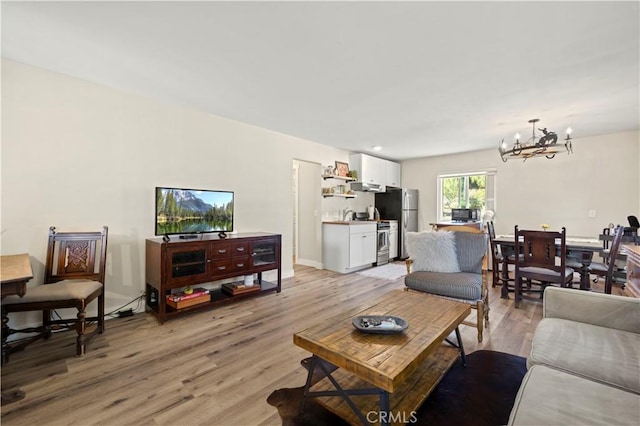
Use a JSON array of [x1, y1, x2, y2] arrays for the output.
[[293, 289, 470, 392]]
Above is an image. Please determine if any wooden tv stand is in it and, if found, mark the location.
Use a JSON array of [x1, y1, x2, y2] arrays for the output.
[[145, 232, 281, 324]]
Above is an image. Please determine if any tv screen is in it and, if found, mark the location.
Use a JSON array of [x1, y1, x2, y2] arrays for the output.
[[155, 187, 234, 236]]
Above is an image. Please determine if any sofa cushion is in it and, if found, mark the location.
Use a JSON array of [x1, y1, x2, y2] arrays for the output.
[[528, 317, 640, 394], [508, 365, 640, 426], [406, 231, 460, 273], [405, 271, 482, 300], [453, 231, 487, 273]]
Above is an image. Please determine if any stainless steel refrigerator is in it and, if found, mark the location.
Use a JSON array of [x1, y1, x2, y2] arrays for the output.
[[375, 188, 418, 259]]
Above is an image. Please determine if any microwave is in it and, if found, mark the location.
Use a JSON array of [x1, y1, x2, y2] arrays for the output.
[[451, 208, 481, 222]]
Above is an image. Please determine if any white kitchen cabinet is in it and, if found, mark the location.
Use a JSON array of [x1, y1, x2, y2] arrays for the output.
[[388, 220, 398, 260], [349, 153, 385, 185], [323, 222, 377, 273], [349, 153, 401, 188], [385, 161, 401, 188]]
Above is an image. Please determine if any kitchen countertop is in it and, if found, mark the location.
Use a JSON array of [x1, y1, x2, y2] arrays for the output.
[[323, 220, 397, 225]]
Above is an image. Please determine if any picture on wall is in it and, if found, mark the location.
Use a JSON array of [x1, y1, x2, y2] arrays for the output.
[[335, 161, 349, 177]]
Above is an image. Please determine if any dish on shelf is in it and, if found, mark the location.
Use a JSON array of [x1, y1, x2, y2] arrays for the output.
[[352, 315, 408, 334]]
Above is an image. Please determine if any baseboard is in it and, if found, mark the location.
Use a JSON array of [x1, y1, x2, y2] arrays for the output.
[[295, 258, 322, 269]]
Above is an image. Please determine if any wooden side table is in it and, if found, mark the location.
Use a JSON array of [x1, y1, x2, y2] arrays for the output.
[[1, 253, 33, 405]]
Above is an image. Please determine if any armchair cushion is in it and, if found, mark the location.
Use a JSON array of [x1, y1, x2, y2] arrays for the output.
[[405, 271, 482, 300], [406, 231, 460, 273], [454, 231, 488, 273]]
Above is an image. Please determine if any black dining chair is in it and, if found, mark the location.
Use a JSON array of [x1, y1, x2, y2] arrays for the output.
[[513, 226, 574, 308], [589, 225, 625, 294], [486, 221, 518, 298]]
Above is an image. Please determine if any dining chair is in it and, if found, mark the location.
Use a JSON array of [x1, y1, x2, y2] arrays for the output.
[[513, 226, 574, 308], [2, 226, 108, 361], [487, 221, 503, 287], [589, 225, 625, 294], [486, 221, 519, 298]]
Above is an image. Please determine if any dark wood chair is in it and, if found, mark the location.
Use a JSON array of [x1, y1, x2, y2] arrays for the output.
[[487, 221, 515, 290], [487, 221, 503, 287], [513, 226, 574, 308], [589, 225, 625, 294], [2, 226, 108, 361]]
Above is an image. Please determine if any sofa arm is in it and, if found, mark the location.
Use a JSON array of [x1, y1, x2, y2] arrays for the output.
[[543, 287, 640, 333]]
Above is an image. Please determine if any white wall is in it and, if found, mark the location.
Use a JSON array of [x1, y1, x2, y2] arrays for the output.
[[4, 58, 638, 327], [0, 59, 353, 322], [402, 130, 640, 236]]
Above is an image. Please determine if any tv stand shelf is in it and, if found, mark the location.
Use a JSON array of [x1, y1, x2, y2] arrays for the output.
[[145, 232, 281, 324]]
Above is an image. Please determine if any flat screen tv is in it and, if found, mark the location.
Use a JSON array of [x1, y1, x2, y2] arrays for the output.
[[155, 187, 234, 238]]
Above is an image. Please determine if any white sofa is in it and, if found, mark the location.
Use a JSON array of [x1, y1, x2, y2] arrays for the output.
[[508, 287, 640, 425]]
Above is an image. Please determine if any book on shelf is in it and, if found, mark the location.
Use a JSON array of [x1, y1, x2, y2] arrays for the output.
[[221, 282, 261, 296], [167, 287, 210, 302], [166, 293, 210, 310]]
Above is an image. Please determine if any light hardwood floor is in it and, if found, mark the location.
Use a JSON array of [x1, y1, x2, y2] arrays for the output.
[[0, 264, 622, 425]]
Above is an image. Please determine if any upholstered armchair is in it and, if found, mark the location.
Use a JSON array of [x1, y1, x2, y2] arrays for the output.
[[404, 226, 489, 342]]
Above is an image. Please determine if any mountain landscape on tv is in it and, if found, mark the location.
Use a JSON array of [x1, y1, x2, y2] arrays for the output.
[[156, 188, 233, 235]]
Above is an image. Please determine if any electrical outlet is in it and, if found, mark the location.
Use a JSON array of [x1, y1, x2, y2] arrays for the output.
[[588, 209, 597, 218]]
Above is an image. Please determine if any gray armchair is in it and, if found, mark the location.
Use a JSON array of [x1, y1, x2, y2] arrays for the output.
[[405, 225, 489, 342]]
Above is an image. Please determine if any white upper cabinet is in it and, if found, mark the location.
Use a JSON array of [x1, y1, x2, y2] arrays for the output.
[[349, 153, 401, 188], [385, 161, 401, 188], [350, 153, 384, 185]]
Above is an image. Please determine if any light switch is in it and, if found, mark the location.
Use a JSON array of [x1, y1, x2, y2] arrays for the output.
[[588, 209, 597, 218]]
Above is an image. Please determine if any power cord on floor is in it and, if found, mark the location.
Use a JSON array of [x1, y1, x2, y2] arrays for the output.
[[47, 293, 146, 332], [5, 294, 147, 345], [106, 294, 145, 318]]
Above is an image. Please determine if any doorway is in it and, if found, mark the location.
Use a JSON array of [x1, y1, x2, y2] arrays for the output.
[[292, 159, 322, 268]]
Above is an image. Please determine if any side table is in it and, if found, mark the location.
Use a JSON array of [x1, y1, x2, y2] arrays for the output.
[[1, 253, 33, 405]]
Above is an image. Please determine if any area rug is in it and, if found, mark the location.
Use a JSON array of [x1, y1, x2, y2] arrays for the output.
[[267, 350, 527, 426], [357, 262, 407, 280]]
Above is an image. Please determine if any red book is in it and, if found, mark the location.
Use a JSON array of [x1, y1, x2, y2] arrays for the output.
[[167, 287, 209, 302]]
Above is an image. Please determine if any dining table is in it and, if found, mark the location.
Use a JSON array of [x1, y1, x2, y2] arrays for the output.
[[493, 234, 604, 298]]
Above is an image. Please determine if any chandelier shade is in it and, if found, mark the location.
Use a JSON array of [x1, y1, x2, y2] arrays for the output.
[[499, 118, 573, 162]]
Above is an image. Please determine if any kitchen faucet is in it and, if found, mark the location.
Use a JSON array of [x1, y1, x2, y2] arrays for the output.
[[343, 209, 354, 221]]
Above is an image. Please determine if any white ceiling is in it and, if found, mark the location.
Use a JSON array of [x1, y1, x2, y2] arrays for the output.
[[2, 1, 639, 160]]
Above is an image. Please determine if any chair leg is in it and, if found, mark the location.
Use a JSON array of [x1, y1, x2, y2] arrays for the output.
[[484, 298, 490, 323], [98, 294, 105, 334], [76, 309, 87, 356], [2, 307, 9, 366], [476, 301, 484, 343], [514, 277, 521, 308], [491, 261, 498, 288], [42, 309, 52, 339]]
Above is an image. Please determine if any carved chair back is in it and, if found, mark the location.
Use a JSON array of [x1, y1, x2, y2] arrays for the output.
[[45, 226, 108, 285]]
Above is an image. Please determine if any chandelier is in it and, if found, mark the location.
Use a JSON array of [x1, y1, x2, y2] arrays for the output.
[[499, 118, 573, 162]]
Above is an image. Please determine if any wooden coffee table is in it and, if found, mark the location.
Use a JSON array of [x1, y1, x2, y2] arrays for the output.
[[293, 289, 471, 426]]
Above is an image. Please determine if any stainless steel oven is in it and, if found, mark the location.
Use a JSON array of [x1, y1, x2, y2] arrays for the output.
[[376, 222, 390, 265]]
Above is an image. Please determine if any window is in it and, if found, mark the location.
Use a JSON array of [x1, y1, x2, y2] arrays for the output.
[[437, 170, 496, 221]]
